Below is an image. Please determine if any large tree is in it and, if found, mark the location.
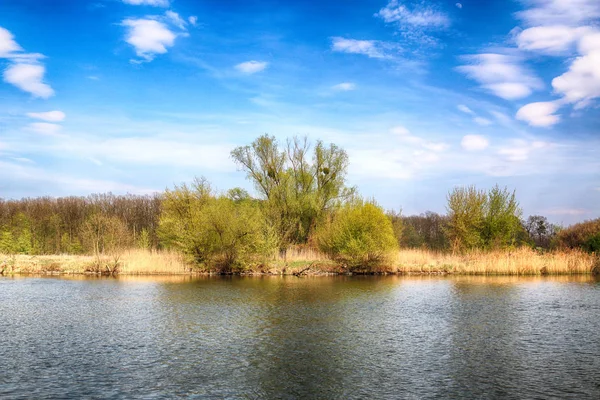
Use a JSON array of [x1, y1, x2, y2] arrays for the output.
[[231, 135, 354, 250]]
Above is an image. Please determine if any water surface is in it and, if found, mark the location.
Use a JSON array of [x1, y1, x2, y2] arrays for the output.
[[1, 275, 599, 399]]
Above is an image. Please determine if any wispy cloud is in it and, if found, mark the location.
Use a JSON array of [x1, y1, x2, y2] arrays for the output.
[[165, 10, 187, 30], [375, 0, 450, 45], [461, 135, 489, 151], [0, 27, 54, 98], [516, 0, 600, 27], [375, 0, 450, 28], [122, 0, 169, 7], [27, 110, 66, 122], [473, 117, 493, 126], [28, 122, 62, 135], [516, 101, 561, 127], [457, 53, 543, 99], [332, 82, 356, 91], [457, 104, 474, 114], [516, 25, 589, 55], [331, 37, 398, 59], [235, 60, 268, 74]]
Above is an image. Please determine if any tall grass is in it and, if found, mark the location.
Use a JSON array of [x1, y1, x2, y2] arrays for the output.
[[393, 247, 596, 275], [1, 247, 597, 275]]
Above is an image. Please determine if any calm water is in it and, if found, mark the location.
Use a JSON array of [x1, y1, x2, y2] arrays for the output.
[[1, 275, 599, 399]]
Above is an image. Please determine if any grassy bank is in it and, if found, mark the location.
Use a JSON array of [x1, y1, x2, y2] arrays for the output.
[[1, 247, 597, 276]]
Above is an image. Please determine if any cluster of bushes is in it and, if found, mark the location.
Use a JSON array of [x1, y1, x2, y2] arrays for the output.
[[556, 218, 600, 253], [157, 136, 397, 271], [1, 135, 598, 273]]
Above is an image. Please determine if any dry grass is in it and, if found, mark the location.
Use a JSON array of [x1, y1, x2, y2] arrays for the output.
[[1, 247, 597, 276], [0, 249, 190, 275], [393, 247, 597, 275], [118, 249, 190, 275]]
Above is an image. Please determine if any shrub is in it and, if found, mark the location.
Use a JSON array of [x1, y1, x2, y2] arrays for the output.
[[557, 218, 600, 253], [316, 200, 398, 270], [158, 178, 277, 272]]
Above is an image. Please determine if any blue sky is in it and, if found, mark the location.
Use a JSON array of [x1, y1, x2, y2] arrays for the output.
[[1, 0, 599, 224]]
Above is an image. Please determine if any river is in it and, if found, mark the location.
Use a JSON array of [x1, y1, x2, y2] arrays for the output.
[[1, 275, 599, 399]]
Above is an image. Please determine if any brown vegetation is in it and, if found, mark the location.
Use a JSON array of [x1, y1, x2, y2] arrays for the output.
[[1, 247, 596, 276]]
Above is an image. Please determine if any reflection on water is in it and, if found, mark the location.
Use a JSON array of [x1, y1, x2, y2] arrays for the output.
[[0, 275, 598, 399]]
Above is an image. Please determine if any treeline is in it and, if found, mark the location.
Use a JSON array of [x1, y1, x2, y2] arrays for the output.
[[0, 194, 161, 255], [1, 135, 598, 270]]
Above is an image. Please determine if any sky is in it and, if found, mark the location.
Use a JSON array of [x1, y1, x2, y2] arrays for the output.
[[0, 0, 599, 225]]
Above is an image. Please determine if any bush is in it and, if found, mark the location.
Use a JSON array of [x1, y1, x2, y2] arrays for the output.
[[158, 178, 277, 272], [316, 200, 398, 270], [557, 218, 600, 253]]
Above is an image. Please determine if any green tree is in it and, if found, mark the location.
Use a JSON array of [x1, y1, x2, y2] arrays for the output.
[[445, 186, 487, 252], [481, 185, 523, 249], [231, 135, 353, 251], [316, 199, 398, 270]]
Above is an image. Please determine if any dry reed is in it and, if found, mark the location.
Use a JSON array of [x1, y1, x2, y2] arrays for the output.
[[1, 247, 596, 275]]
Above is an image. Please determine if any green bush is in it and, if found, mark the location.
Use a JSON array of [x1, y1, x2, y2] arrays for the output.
[[316, 200, 398, 270], [158, 178, 277, 272]]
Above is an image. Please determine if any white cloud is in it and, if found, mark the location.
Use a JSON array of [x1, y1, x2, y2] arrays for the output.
[[28, 122, 62, 135], [551, 31, 600, 108], [516, 101, 561, 127], [165, 11, 186, 30], [27, 110, 66, 122], [497, 139, 550, 161], [516, 0, 600, 27], [332, 82, 356, 91], [474, 117, 493, 126], [235, 60, 268, 74], [122, 0, 169, 6], [0, 27, 54, 98], [0, 160, 154, 195], [375, 0, 450, 28], [461, 135, 489, 151], [188, 16, 198, 26], [457, 53, 543, 99], [457, 104, 474, 114], [331, 37, 392, 59], [3, 63, 54, 98], [122, 18, 176, 61], [0, 27, 22, 56], [517, 25, 588, 54], [390, 126, 410, 136]]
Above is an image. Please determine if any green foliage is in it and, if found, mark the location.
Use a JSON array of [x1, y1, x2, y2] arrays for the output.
[[231, 135, 354, 250], [446, 185, 523, 252], [316, 200, 398, 270], [446, 186, 487, 251], [0, 230, 16, 254], [584, 233, 600, 253], [481, 185, 523, 249], [386, 210, 403, 247], [137, 228, 151, 250], [158, 178, 277, 271], [399, 212, 449, 250]]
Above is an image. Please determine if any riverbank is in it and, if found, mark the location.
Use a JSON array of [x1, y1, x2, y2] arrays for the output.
[[1, 248, 598, 276]]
